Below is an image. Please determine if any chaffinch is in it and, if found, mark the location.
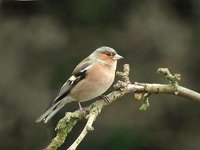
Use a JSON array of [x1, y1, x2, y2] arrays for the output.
[[36, 46, 123, 123]]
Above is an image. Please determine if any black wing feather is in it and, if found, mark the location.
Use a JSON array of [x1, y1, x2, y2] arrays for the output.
[[53, 61, 92, 104]]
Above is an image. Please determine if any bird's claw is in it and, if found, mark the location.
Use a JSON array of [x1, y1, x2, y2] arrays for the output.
[[79, 108, 88, 117], [78, 101, 88, 117], [99, 95, 110, 105]]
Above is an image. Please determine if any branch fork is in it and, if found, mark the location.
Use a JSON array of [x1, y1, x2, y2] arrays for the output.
[[45, 64, 200, 150]]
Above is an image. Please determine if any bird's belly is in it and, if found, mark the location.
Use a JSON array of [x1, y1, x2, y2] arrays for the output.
[[70, 69, 115, 102]]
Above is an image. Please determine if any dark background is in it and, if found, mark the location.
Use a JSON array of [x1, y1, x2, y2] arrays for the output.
[[0, 0, 200, 150]]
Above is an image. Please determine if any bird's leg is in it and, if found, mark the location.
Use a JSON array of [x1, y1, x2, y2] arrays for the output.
[[99, 95, 110, 105], [78, 101, 87, 117]]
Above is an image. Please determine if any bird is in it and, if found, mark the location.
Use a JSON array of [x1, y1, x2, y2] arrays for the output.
[[36, 46, 123, 123]]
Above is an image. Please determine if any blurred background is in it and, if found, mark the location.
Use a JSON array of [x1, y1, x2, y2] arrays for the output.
[[0, 0, 200, 150]]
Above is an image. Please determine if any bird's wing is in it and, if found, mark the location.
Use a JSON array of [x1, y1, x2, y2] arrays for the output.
[[53, 59, 93, 104]]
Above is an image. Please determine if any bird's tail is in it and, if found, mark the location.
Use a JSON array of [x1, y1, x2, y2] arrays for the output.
[[36, 97, 73, 123]]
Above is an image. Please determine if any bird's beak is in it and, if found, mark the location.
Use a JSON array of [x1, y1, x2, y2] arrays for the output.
[[113, 54, 124, 60]]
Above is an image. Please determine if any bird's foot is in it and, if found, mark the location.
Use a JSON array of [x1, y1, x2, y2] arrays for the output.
[[78, 101, 88, 117], [99, 95, 110, 105]]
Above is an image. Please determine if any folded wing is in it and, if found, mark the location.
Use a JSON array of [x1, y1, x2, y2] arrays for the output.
[[53, 60, 93, 104]]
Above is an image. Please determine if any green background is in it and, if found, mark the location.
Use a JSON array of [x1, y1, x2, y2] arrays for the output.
[[0, 0, 199, 150]]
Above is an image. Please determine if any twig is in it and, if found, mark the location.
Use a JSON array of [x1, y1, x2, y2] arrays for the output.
[[67, 111, 96, 150]]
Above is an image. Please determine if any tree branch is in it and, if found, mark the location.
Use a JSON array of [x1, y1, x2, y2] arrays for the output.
[[67, 107, 97, 150], [45, 64, 200, 150]]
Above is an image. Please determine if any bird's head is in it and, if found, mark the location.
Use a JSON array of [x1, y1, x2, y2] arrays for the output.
[[89, 46, 123, 64]]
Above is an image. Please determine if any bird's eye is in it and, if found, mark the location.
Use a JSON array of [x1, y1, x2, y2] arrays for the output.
[[106, 53, 111, 56]]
